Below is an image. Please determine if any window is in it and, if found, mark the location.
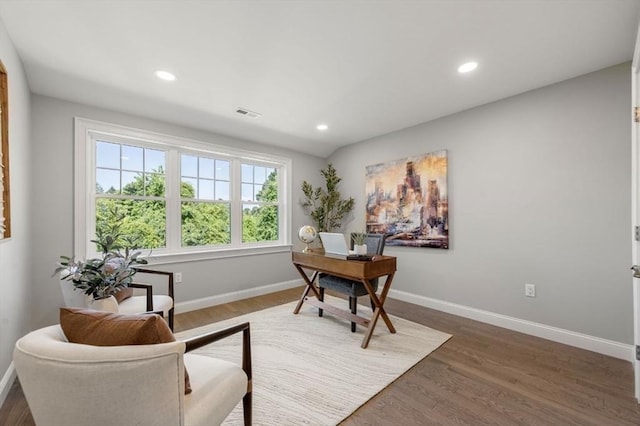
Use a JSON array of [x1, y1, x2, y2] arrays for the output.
[[241, 163, 279, 243], [95, 141, 167, 249], [75, 118, 291, 261], [180, 154, 231, 246]]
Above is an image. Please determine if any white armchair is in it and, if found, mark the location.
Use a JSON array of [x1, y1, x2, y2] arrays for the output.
[[14, 322, 252, 426], [59, 267, 175, 330]]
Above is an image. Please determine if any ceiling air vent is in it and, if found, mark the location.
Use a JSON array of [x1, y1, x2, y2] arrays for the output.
[[236, 108, 262, 119]]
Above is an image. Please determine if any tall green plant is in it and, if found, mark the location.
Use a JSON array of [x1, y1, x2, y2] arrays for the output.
[[301, 164, 355, 232]]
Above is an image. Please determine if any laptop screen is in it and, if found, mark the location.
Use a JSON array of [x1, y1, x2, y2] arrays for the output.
[[318, 232, 350, 256]]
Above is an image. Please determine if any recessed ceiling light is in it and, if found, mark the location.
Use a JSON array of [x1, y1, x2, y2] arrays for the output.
[[155, 70, 176, 81], [316, 124, 329, 131], [457, 62, 478, 74]]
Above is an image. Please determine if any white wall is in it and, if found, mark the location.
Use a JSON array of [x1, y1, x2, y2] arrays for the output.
[[329, 63, 632, 345], [0, 18, 32, 404], [30, 95, 324, 328]]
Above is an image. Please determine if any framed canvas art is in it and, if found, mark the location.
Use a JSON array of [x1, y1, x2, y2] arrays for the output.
[[365, 150, 448, 249]]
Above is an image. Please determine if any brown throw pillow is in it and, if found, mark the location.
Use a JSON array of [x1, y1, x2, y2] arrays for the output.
[[113, 287, 134, 303], [59, 307, 192, 394]]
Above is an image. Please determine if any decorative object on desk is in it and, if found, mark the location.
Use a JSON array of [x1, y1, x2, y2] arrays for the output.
[[346, 254, 374, 261], [298, 225, 318, 253], [54, 219, 148, 303], [365, 150, 449, 249], [301, 163, 355, 232], [351, 231, 368, 255]]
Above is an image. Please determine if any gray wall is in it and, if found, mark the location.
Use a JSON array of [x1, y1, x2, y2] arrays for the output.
[[30, 95, 324, 328], [0, 18, 32, 394], [328, 63, 632, 344]]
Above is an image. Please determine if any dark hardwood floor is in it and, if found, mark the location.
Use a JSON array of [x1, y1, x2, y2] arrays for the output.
[[1, 287, 639, 425]]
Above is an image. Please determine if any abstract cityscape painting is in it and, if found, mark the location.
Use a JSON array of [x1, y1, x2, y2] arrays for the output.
[[365, 150, 448, 249]]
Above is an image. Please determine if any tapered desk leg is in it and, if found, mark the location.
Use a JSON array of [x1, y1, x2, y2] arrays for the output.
[[360, 272, 396, 349], [293, 267, 319, 314], [362, 307, 381, 349], [374, 273, 396, 332]]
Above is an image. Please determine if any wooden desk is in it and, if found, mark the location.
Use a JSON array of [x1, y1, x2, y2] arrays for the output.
[[291, 251, 397, 348]]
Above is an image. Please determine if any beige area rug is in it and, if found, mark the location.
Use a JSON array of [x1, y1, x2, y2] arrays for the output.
[[175, 296, 451, 426]]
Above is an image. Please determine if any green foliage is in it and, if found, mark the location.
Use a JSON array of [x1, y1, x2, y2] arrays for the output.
[[96, 199, 165, 249], [243, 205, 279, 242], [351, 231, 367, 246], [301, 164, 354, 232], [94, 166, 279, 250], [243, 170, 279, 242], [182, 202, 231, 246], [256, 170, 278, 202]]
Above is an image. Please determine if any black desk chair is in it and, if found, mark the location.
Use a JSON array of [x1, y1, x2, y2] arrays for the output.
[[318, 233, 386, 332]]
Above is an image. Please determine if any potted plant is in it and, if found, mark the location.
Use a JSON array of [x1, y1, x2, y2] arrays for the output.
[[54, 223, 148, 312], [301, 164, 355, 233], [351, 231, 368, 255]]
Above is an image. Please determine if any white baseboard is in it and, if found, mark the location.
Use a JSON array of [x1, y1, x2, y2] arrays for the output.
[[175, 279, 304, 314], [0, 363, 16, 410], [388, 289, 634, 362], [174, 280, 633, 362]]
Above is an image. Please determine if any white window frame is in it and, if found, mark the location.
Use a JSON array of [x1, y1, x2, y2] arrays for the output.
[[74, 117, 292, 264]]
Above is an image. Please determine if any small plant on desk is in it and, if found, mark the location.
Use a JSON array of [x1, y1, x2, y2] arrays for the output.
[[352, 232, 367, 255]]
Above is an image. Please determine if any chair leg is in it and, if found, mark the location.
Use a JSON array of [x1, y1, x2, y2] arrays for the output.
[[168, 307, 175, 331], [318, 287, 324, 317], [350, 297, 357, 332], [370, 297, 376, 312], [243, 391, 252, 426]]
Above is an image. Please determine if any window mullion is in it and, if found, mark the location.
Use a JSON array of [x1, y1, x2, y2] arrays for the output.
[[165, 149, 180, 250], [85, 133, 98, 257], [230, 159, 242, 246]]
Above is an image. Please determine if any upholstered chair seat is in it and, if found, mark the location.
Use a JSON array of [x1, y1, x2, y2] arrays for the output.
[[116, 293, 173, 317], [183, 354, 247, 426]]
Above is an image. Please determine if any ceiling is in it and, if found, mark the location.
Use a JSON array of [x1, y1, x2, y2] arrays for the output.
[[0, 1, 638, 158]]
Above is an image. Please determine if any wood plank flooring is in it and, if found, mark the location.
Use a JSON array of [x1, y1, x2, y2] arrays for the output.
[[1, 287, 639, 425]]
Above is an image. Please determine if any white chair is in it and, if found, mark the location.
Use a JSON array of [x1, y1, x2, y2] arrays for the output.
[[14, 322, 252, 426], [60, 267, 175, 330]]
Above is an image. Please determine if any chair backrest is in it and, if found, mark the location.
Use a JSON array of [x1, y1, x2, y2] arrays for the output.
[[14, 325, 186, 426], [350, 233, 386, 255]]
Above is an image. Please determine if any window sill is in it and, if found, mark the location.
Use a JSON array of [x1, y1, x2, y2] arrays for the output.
[[143, 244, 293, 265]]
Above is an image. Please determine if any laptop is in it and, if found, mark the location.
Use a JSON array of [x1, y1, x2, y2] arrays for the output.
[[318, 232, 354, 256]]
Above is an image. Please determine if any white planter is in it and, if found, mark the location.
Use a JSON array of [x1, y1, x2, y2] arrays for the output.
[[86, 295, 119, 313], [354, 244, 367, 255]]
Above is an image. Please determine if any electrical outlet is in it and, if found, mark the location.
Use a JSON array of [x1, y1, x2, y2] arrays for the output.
[[525, 283, 536, 297], [175, 272, 182, 283]]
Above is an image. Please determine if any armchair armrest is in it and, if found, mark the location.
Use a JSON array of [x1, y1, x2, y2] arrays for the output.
[[132, 267, 174, 299], [131, 267, 175, 330], [128, 283, 153, 312], [183, 322, 252, 392], [183, 322, 252, 425]]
